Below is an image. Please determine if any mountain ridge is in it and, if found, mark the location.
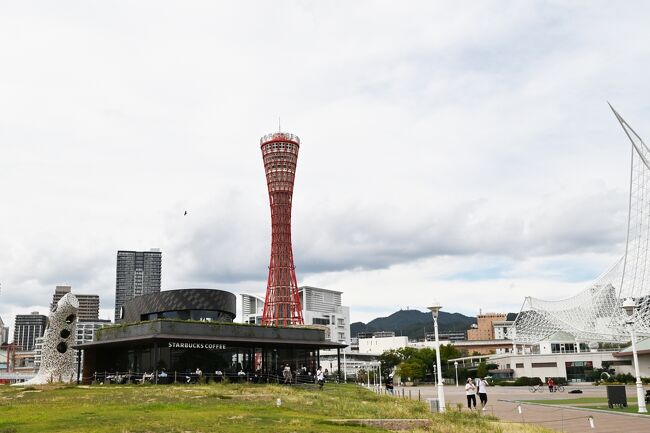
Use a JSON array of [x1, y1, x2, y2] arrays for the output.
[[351, 309, 478, 340]]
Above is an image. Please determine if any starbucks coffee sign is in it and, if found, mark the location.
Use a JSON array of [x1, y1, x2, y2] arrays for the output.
[[168, 341, 226, 350]]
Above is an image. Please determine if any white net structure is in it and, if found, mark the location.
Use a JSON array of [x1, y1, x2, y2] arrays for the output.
[[513, 106, 650, 344]]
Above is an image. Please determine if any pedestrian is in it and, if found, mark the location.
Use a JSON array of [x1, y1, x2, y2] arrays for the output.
[[385, 373, 394, 395], [316, 366, 325, 390], [547, 377, 554, 393], [283, 364, 292, 384], [477, 377, 489, 410], [465, 377, 477, 409]]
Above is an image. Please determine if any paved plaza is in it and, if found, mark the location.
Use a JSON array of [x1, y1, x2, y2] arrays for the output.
[[390, 384, 650, 432]]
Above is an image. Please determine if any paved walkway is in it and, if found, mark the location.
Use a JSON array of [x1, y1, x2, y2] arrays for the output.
[[389, 384, 650, 433]]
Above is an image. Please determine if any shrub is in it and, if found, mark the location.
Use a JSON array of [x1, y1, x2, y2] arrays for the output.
[[513, 376, 542, 386]]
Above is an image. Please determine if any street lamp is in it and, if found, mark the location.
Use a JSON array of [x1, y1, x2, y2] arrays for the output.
[[428, 302, 446, 413], [454, 361, 459, 388], [621, 298, 647, 413]]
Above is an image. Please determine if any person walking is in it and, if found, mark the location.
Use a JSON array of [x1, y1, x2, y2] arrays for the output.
[[477, 377, 489, 410], [465, 377, 477, 409], [283, 364, 292, 384], [316, 366, 325, 390], [385, 373, 394, 395]]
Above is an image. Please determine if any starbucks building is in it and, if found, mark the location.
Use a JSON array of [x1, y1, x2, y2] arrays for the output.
[[77, 289, 345, 382]]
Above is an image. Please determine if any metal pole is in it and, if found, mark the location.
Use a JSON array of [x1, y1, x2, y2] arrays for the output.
[[367, 363, 370, 388], [454, 361, 459, 388], [377, 361, 381, 388], [337, 348, 341, 384], [76, 349, 81, 385], [343, 351, 347, 382], [434, 315, 446, 412], [630, 326, 648, 413]]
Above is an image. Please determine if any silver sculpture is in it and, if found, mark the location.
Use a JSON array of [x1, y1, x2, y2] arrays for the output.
[[20, 293, 79, 385]]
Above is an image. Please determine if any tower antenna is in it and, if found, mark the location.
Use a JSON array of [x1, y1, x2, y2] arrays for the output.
[[278, 117, 281, 132]]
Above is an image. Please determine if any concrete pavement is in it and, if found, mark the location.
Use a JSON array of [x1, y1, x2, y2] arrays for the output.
[[387, 384, 650, 433]]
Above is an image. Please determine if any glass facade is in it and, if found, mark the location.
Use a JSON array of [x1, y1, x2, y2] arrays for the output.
[[565, 361, 593, 382], [141, 310, 232, 322], [89, 341, 321, 377]]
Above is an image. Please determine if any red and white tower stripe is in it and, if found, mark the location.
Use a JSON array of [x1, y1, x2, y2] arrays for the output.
[[260, 132, 304, 326]]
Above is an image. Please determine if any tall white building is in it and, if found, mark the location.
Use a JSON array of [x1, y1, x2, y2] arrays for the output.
[[0, 315, 8, 345], [241, 286, 351, 344]]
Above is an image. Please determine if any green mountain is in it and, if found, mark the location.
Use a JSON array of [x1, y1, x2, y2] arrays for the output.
[[350, 309, 477, 340]]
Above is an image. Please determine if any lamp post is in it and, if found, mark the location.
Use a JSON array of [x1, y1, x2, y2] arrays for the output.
[[454, 361, 459, 388], [428, 302, 446, 413], [622, 298, 647, 413]]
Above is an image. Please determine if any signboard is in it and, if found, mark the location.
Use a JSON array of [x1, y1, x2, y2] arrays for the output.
[[167, 341, 226, 350]]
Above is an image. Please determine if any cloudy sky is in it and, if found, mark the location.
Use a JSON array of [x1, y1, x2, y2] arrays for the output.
[[1, 1, 650, 336]]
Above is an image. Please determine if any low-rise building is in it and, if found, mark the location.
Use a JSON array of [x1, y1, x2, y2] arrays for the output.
[[358, 335, 409, 355]]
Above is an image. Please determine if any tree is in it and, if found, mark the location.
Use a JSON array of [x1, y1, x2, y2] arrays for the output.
[[378, 349, 404, 376], [476, 361, 488, 378], [396, 359, 426, 381]]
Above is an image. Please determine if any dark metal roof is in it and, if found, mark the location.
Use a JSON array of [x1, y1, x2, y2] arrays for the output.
[[120, 289, 236, 323], [75, 333, 346, 350]]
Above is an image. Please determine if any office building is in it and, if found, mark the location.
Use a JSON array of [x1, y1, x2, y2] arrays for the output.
[[114, 249, 162, 322], [467, 313, 507, 341], [241, 286, 351, 344], [0, 315, 8, 345], [52, 285, 100, 321], [13, 312, 47, 351]]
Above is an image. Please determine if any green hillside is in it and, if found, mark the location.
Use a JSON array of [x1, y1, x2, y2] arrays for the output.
[[351, 309, 477, 340]]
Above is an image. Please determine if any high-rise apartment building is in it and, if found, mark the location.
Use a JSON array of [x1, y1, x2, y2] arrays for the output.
[[52, 285, 100, 321], [114, 249, 162, 322], [0, 315, 9, 345], [13, 312, 48, 351]]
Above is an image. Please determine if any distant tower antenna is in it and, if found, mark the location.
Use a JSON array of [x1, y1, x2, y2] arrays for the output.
[[278, 117, 281, 132]]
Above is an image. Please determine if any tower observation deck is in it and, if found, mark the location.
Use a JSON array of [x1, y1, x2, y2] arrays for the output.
[[260, 132, 304, 326]]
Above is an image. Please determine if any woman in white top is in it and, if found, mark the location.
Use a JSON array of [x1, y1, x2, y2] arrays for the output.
[[465, 377, 477, 409]]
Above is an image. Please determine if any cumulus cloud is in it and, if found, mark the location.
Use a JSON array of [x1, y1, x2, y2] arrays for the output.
[[1, 1, 649, 334]]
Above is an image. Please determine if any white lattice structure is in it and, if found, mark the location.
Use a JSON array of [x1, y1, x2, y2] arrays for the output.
[[513, 106, 650, 344]]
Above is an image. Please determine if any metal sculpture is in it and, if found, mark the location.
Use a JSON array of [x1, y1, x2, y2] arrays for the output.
[[513, 106, 650, 344], [260, 132, 304, 326], [20, 293, 79, 385]]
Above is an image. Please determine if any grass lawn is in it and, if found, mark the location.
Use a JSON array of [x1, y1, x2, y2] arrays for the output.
[[0, 383, 553, 433]]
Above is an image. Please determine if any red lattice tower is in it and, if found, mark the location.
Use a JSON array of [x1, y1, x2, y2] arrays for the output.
[[260, 132, 304, 326]]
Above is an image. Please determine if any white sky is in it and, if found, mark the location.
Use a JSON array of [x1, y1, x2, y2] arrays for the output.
[[2, 1, 650, 337]]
